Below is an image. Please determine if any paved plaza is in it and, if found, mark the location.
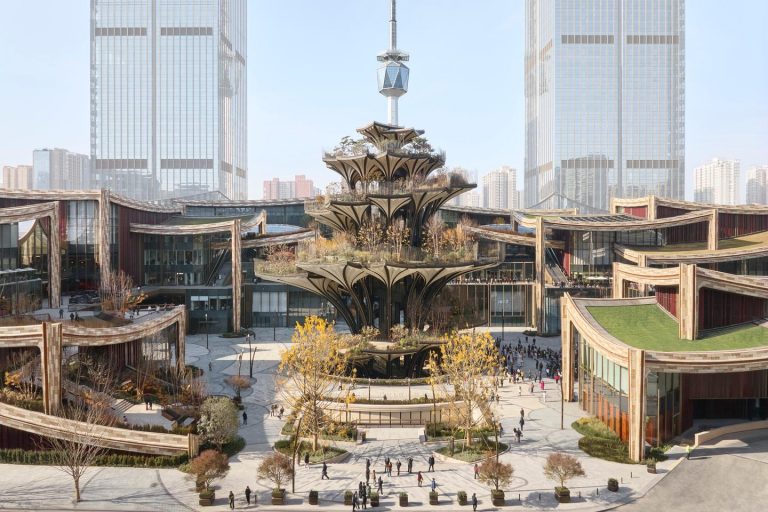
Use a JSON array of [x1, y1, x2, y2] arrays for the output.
[[0, 327, 763, 511]]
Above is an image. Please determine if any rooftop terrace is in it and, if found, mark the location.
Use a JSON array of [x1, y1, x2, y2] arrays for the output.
[[587, 304, 768, 352]]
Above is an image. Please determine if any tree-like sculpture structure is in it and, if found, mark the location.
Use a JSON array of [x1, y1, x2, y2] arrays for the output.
[[255, 121, 496, 336]]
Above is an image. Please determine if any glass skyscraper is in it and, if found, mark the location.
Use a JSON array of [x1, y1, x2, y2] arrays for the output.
[[525, 0, 685, 212], [91, 0, 247, 201]]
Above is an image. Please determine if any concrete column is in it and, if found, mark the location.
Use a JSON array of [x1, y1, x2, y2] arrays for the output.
[[679, 263, 698, 340], [41, 322, 63, 415], [560, 295, 574, 401], [648, 195, 657, 220], [708, 209, 719, 251], [177, 307, 187, 368], [636, 254, 648, 295], [534, 217, 546, 333], [98, 189, 112, 286], [231, 219, 242, 332], [627, 348, 646, 462], [48, 203, 61, 308], [612, 262, 624, 298]]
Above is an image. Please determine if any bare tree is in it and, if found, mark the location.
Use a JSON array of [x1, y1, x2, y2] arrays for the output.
[[5, 350, 39, 401], [424, 215, 445, 259], [544, 452, 586, 490], [99, 269, 145, 314]]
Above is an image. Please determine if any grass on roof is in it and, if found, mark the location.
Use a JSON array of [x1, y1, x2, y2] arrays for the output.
[[586, 304, 768, 351]]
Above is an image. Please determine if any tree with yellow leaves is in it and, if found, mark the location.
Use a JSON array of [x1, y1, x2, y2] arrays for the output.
[[278, 316, 349, 450], [430, 331, 499, 448]]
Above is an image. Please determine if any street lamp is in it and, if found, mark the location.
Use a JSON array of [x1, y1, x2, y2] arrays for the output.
[[205, 312, 209, 349]]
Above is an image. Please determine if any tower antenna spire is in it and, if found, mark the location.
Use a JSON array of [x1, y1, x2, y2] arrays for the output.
[[377, 0, 409, 125], [389, 0, 397, 50]]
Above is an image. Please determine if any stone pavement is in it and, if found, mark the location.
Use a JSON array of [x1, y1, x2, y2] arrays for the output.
[[0, 327, 705, 510]]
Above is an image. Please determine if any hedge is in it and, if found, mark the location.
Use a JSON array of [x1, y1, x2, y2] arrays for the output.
[[0, 448, 188, 468]]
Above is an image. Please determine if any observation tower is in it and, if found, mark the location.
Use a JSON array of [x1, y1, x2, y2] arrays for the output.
[[255, 1, 496, 374]]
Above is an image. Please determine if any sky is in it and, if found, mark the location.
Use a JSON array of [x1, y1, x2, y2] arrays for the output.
[[0, 0, 765, 201]]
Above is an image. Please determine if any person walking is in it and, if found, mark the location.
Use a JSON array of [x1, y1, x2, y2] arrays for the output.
[[686, 444, 692, 459], [474, 463, 479, 479], [304, 452, 310, 466], [396, 459, 401, 476], [242, 410, 248, 425], [519, 416, 525, 432], [472, 492, 478, 511], [407, 457, 413, 473], [372, 469, 376, 482], [228, 491, 235, 509], [377, 476, 383, 495], [431, 478, 437, 492], [70, 312, 75, 321], [520, 408, 525, 419], [428, 455, 435, 472], [417, 471, 423, 487], [245, 486, 252, 505], [59, 308, 64, 319], [365, 467, 370, 484], [322, 462, 329, 480], [352, 491, 359, 511], [362, 490, 368, 509]]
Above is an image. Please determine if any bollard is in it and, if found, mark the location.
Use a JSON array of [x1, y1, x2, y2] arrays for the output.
[[579, 491, 582, 499], [631, 471, 633, 478], [621, 477, 624, 484], [538, 493, 541, 501], [519, 494, 521, 502], [596, 488, 599, 496]]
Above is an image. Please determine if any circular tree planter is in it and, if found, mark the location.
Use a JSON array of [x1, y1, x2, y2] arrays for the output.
[[272, 489, 286, 505], [309, 490, 319, 505], [647, 462, 657, 474], [457, 491, 467, 505], [399, 492, 409, 507], [608, 478, 619, 492], [555, 487, 570, 503], [491, 490, 505, 506]]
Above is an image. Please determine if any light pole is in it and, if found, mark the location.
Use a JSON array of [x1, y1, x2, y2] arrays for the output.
[[204, 312, 209, 349], [247, 334, 256, 379], [560, 375, 564, 430], [291, 414, 304, 494]]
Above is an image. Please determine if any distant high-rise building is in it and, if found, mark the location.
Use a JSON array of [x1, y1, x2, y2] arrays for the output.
[[746, 166, 768, 205], [525, 0, 685, 212], [91, 0, 247, 201], [482, 166, 519, 210], [263, 175, 320, 200], [33, 149, 91, 191], [694, 158, 740, 205], [1, 165, 34, 190]]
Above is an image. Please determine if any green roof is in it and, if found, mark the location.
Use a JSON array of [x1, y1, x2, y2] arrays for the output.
[[586, 304, 768, 352]]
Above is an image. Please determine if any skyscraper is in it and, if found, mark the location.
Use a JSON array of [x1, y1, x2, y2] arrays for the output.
[[694, 158, 740, 205], [746, 166, 768, 205], [482, 166, 519, 210], [33, 148, 91, 191], [525, 0, 685, 212], [90, 0, 247, 201]]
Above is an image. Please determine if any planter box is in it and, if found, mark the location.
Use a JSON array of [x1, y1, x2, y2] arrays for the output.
[[344, 493, 353, 506], [647, 464, 657, 474], [492, 490, 505, 506], [272, 490, 286, 505], [309, 492, 319, 505], [608, 479, 619, 492], [400, 495, 409, 507], [198, 491, 215, 507], [555, 487, 570, 504], [429, 492, 439, 505]]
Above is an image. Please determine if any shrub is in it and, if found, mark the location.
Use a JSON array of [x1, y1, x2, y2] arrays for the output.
[[0, 448, 187, 468], [186, 450, 229, 490], [457, 491, 467, 500], [399, 492, 408, 498]]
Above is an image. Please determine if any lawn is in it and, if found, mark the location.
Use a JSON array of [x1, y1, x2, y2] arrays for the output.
[[587, 304, 768, 351], [572, 417, 668, 464]]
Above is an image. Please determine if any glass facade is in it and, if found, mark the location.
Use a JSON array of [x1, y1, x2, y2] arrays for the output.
[[525, 0, 685, 212], [142, 233, 228, 286], [91, 0, 247, 201]]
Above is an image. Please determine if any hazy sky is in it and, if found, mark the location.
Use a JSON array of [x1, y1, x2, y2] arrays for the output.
[[0, 0, 765, 200]]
